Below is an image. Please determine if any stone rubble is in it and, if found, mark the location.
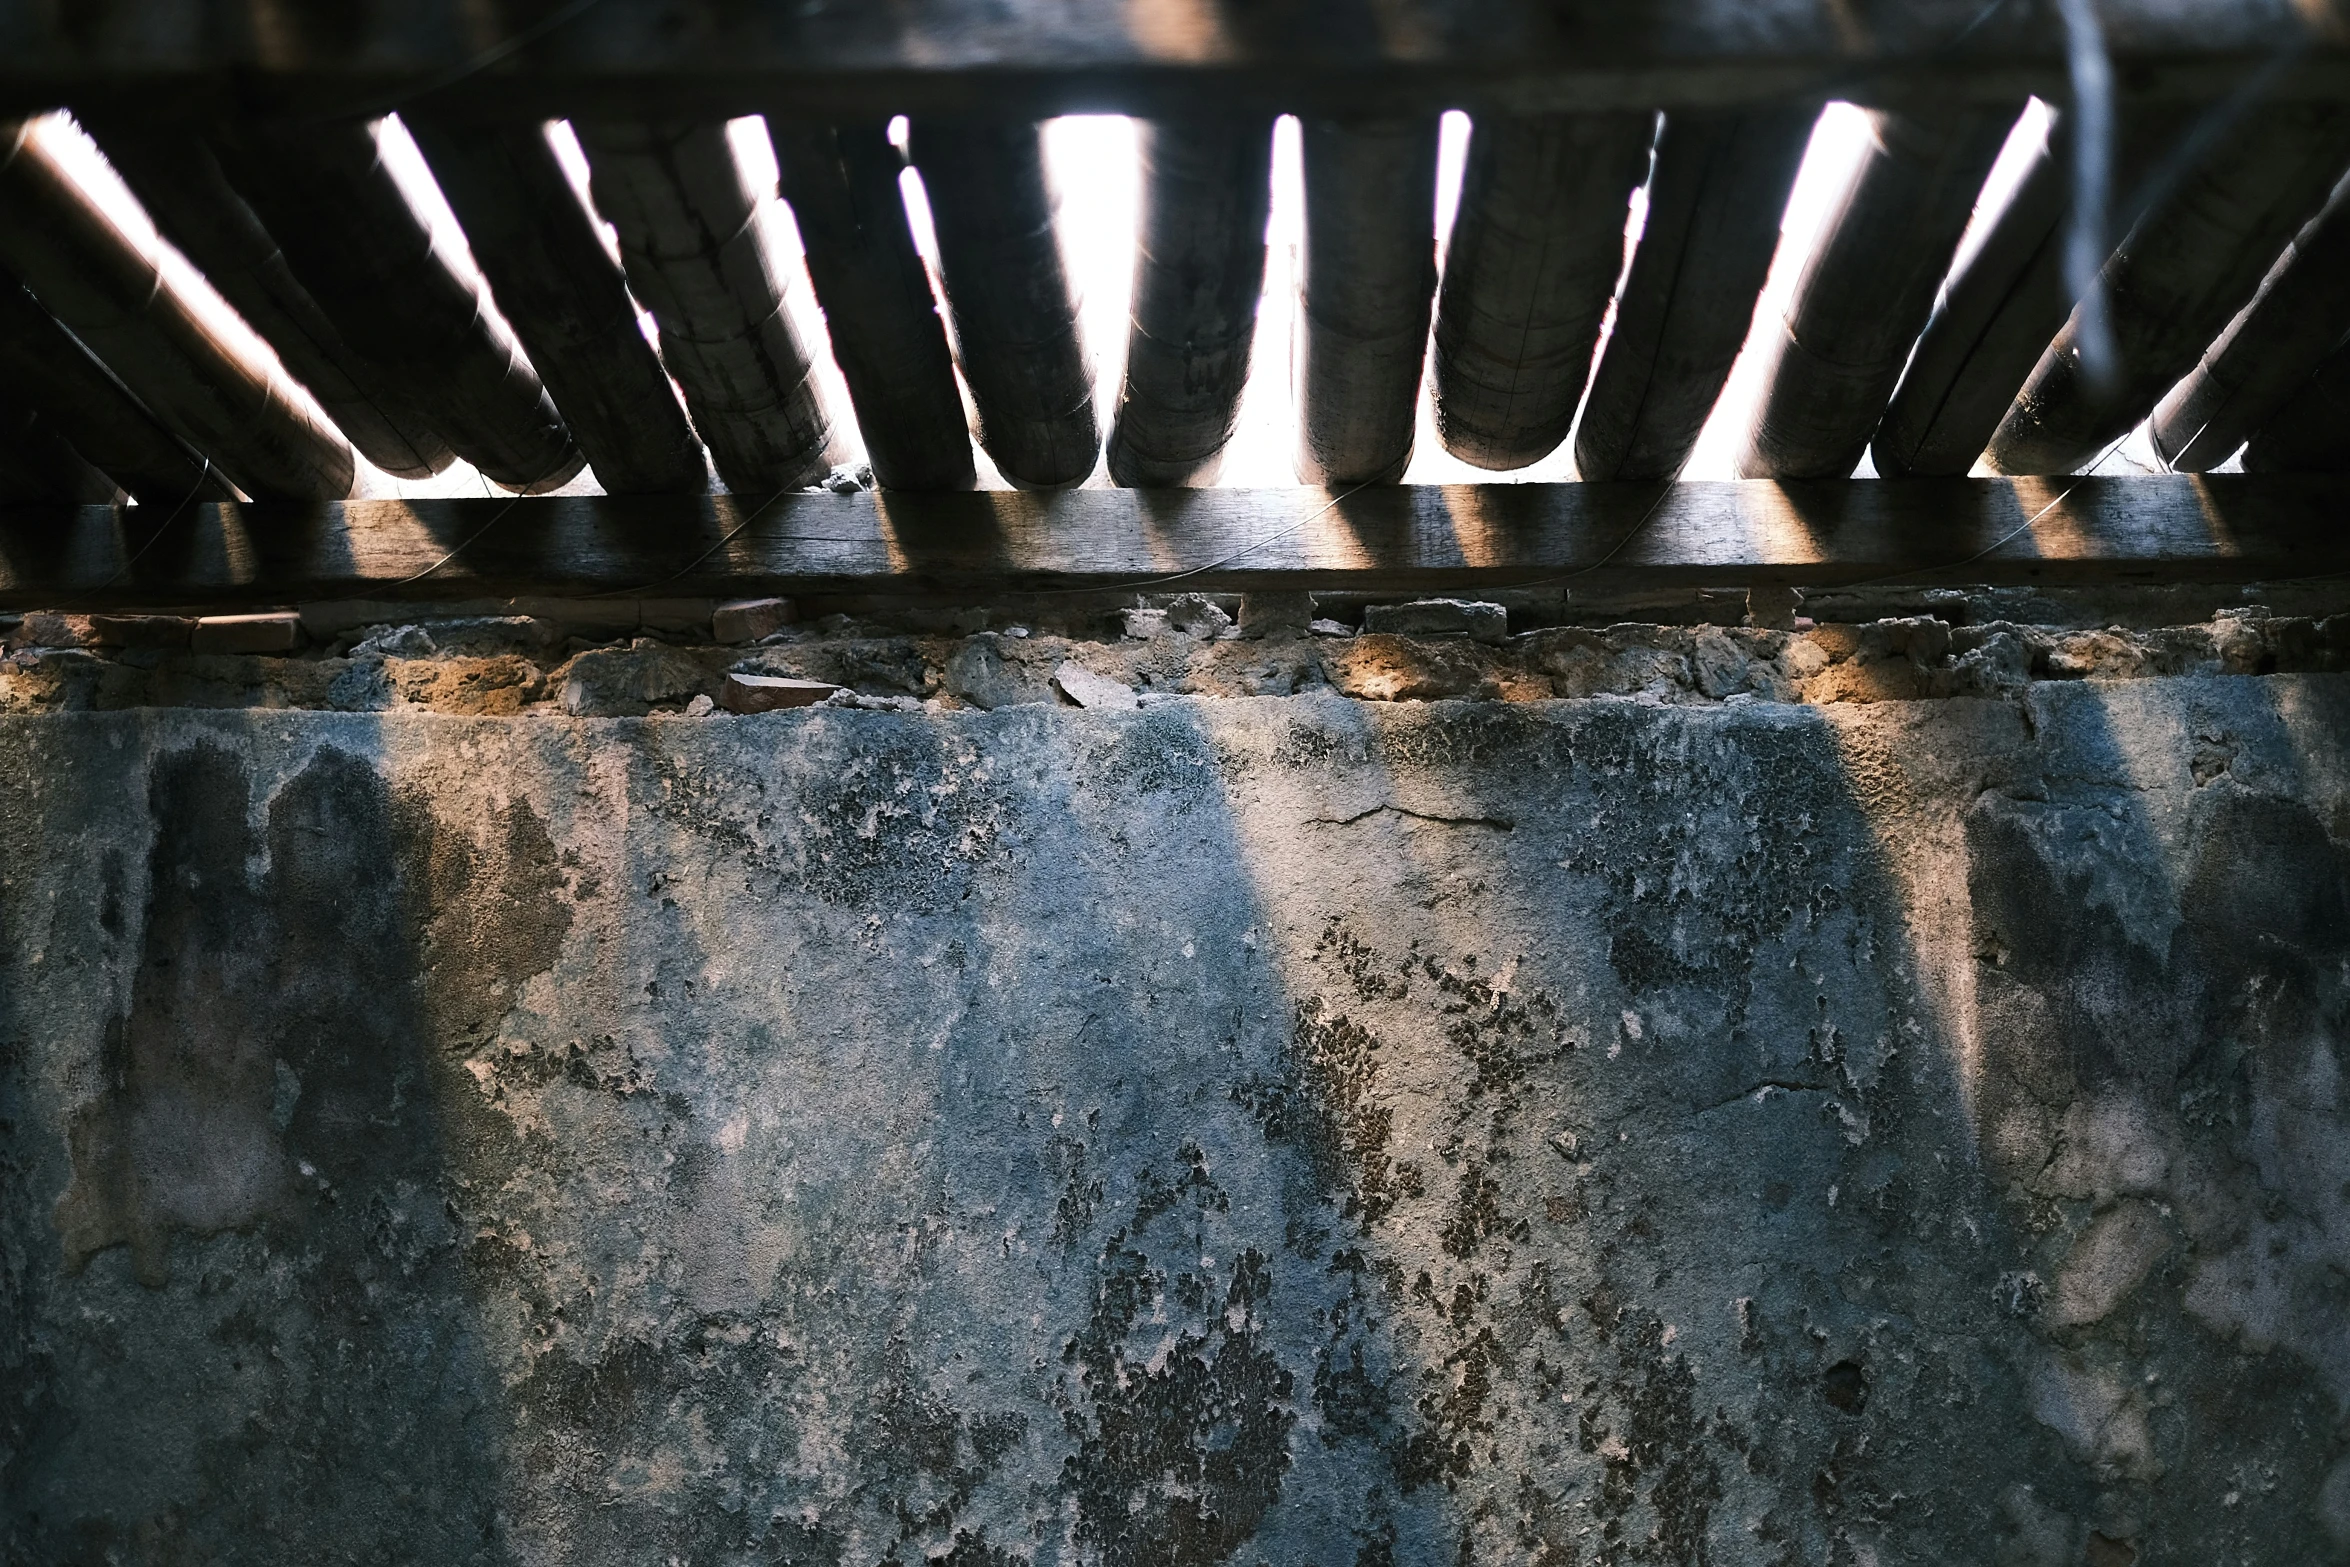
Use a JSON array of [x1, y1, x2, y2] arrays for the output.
[[0, 594, 2343, 716]]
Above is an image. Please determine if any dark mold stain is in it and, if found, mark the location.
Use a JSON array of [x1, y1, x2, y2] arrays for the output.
[[1063, 1238, 1296, 1567]]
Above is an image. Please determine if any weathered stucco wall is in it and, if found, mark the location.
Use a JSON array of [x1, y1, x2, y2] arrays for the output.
[[3, 677, 2347, 1564]]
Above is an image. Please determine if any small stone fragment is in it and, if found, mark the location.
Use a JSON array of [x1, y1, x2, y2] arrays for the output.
[[1691, 625, 1750, 698], [684, 693, 716, 716], [1166, 593, 1235, 639], [88, 614, 194, 649], [418, 616, 564, 656], [354, 624, 437, 659], [559, 641, 710, 715], [1361, 598, 1507, 644], [192, 612, 301, 654], [820, 689, 924, 712], [1322, 633, 1495, 701], [943, 635, 1056, 709], [1747, 583, 1803, 631], [1120, 607, 1170, 640], [17, 612, 99, 648], [720, 673, 842, 713], [1239, 591, 1315, 639], [1309, 618, 1354, 638], [713, 597, 796, 644], [1053, 661, 1140, 711]]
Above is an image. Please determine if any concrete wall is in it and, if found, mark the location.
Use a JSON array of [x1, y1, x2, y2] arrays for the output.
[[3, 676, 2347, 1564]]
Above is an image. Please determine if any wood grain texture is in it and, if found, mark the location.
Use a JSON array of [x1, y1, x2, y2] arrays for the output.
[[0, 477, 2340, 608], [7, 1, 2346, 121], [0, 120, 355, 501], [211, 118, 581, 493], [1296, 118, 1441, 485], [907, 119, 1099, 488], [1574, 106, 1814, 482], [1989, 103, 2350, 476], [1108, 115, 1273, 488], [1431, 110, 1654, 471], [574, 119, 834, 494], [2152, 169, 2350, 472], [407, 116, 707, 496], [1739, 104, 2021, 480], [1874, 106, 2188, 478], [771, 122, 975, 493], [0, 279, 230, 505], [81, 116, 453, 481]]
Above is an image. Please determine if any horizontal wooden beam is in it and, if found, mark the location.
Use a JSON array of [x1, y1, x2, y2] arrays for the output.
[[0, 478, 2343, 611], [6, 1, 2349, 121]]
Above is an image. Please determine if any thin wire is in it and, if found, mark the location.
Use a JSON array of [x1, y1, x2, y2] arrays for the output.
[[1072, 478, 1377, 597], [1819, 431, 2134, 596], [320, 450, 580, 604], [581, 486, 794, 600], [96, 459, 217, 592], [376, 495, 525, 592], [1473, 481, 1681, 596]]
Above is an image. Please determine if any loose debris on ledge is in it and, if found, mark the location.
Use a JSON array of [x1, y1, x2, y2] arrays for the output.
[[1, 587, 2344, 717]]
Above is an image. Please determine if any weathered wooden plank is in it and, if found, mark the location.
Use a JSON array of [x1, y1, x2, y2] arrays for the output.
[[0, 119, 355, 500], [1740, 104, 2021, 479], [1296, 118, 1441, 485], [0, 477, 2342, 608], [1107, 115, 1274, 488], [0, 278, 230, 505], [2151, 169, 2350, 472], [80, 116, 452, 481], [7, 2, 2347, 122], [906, 119, 1098, 488], [1573, 105, 1814, 481], [407, 116, 707, 495], [210, 118, 582, 493], [1431, 110, 1655, 471], [771, 122, 974, 492], [1989, 103, 2350, 476]]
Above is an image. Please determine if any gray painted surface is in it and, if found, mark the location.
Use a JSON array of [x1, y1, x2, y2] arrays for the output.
[[2, 681, 2347, 1564]]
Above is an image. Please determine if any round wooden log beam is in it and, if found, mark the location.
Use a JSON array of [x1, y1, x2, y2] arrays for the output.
[[0, 278, 228, 504], [1875, 106, 2182, 477], [2241, 338, 2350, 472], [1107, 115, 1274, 488], [0, 398, 117, 504], [770, 122, 973, 492], [1296, 117, 1440, 485], [0, 120, 354, 500], [211, 118, 582, 494], [1431, 110, 1653, 471], [1574, 105, 1814, 481], [407, 116, 707, 496], [1738, 104, 2020, 479], [906, 119, 1098, 488], [80, 117, 452, 481], [1988, 102, 2350, 476], [575, 119, 835, 495], [2151, 171, 2350, 471]]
